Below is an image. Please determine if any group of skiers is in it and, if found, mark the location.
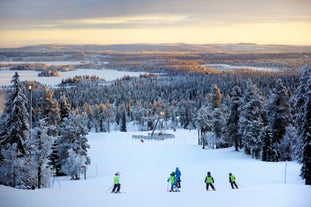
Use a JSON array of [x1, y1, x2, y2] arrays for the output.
[[111, 169, 238, 193], [167, 167, 182, 192], [168, 169, 238, 192]]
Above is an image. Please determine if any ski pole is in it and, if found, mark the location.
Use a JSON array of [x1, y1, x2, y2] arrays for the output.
[[106, 185, 114, 193], [236, 182, 243, 188], [167, 181, 169, 192]]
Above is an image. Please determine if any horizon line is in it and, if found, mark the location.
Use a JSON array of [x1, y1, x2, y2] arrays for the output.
[[2, 42, 311, 49]]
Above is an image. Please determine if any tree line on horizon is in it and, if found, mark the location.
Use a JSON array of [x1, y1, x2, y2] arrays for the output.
[[0, 66, 310, 189]]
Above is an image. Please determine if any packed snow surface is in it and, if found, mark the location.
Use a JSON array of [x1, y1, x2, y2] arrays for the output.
[[1, 130, 310, 207]]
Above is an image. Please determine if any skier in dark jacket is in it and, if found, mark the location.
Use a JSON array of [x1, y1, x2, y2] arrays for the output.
[[229, 173, 238, 189], [204, 171, 215, 191], [175, 167, 181, 188]]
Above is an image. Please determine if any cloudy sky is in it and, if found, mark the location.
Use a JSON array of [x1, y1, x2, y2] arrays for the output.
[[0, 0, 310, 47]]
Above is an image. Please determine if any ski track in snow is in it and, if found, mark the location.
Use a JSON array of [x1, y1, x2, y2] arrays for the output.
[[1, 129, 310, 207]]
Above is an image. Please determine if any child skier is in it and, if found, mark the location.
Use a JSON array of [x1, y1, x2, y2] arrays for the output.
[[204, 171, 215, 191], [175, 167, 181, 188], [111, 172, 121, 193], [167, 172, 178, 192], [229, 173, 238, 189]]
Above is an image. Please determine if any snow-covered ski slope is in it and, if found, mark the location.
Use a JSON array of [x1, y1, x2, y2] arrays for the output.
[[1, 129, 310, 207]]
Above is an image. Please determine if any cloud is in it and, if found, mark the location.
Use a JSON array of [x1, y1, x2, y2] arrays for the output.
[[1, 0, 310, 29], [1, 15, 188, 30], [1, 0, 310, 47]]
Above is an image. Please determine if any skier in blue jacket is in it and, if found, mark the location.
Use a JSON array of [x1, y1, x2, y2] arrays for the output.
[[175, 167, 181, 188]]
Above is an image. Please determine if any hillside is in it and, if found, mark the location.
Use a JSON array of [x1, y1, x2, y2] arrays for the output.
[[1, 129, 310, 207], [2, 43, 311, 53]]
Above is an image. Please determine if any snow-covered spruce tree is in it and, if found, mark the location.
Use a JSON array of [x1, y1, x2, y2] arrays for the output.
[[96, 103, 106, 132], [279, 125, 296, 161], [294, 65, 311, 185], [30, 119, 54, 188], [179, 100, 191, 129], [239, 79, 265, 159], [58, 111, 91, 180], [261, 126, 273, 161], [0, 72, 36, 189], [225, 85, 242, 151], [120, 106, 127, 132], [266, 79, 291, 161]]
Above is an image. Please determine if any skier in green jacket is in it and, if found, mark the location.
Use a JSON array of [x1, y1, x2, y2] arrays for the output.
[[111, 172, 121, 193], [229, 173, 238, 189], [167, 172, 177, 192], [204, 171, 215, 191]]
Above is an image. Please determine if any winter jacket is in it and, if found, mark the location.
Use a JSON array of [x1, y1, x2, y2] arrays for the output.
[[114, 176, 120, 184], [168, 174, 175, 184], [175, 168, 181, 179], [229, 175, 236, 183], [205, 176, 214, 184]]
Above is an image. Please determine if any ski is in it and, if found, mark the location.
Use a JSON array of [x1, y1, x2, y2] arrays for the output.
[[168, 189, 180, 192]]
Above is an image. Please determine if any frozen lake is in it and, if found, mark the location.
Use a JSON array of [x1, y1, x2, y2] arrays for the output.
[[203, 63, 279, 71], [0, 68, 145, 86]]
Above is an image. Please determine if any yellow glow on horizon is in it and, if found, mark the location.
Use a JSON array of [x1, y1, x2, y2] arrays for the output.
[[70, 15, 187, 25], [1, 22, 310, 47]]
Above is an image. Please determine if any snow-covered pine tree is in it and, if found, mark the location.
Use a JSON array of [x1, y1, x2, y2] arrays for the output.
[[266, 79, 291, 161], [0, 72, 36, 189], [82, 102, 93, 131], [212, 108, 225, 140], [225, 86, 242, 151], [104, 101, 113, 133], [210, 84, 225, 146], [93, 103, 100, 132], [294, 65, 311, 185], [59, 94, 71, 121], [197, 105, 213, 132], [211, 84, 222, 109], [98, 103, 108, 132], [58, 111, 91, 180], [39, 88, 61, 176], [38, 87, 60, 137], [196, 105, 213, 148], [239, 79, 265, 159], [30, 119, 54, 188], [48, 95, 71, 177]]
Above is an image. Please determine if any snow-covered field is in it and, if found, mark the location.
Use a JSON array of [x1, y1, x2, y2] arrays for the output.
[[1, 129, 310, 207]]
